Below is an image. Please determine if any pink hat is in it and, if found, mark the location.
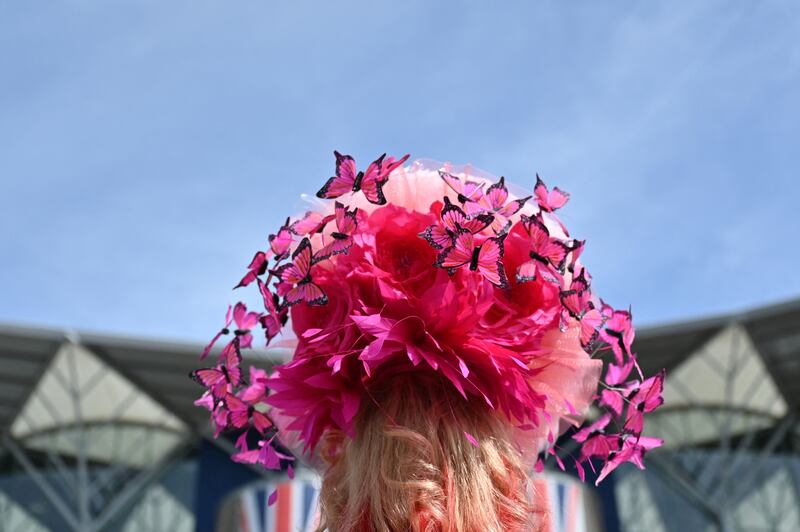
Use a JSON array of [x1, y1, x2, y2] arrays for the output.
[[192, 152, 664, 498]]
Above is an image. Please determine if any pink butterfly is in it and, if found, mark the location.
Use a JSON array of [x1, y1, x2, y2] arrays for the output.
[[268, 217, 294, 261], [272, 238, 329, 307], [583, 434, 621, 465], [573, 412, 612, 444], [257, 280, 287, 344], [534, 174, 570, 212], [316, 151, 410, 205], [231, 302, 260, 349], [239, 366, 269, 404], [605, 359, 636, 386], [435, 228, 509, 288], [289, 211, 335, 236], [599, 388, 625, 417], [473, 176, 531, 233], [560, 269, 592, 321], [236, 250, 271, 289], [566, 239, 585, 274], [233, 436, 294, 471], [200, 305, 233, 360], [194, 392, 230, 436], [191, 363, 240, 399], [578, 307, 604, 353], [594, 435, 663, 485], [420, 197, 494, 250], [516, 214, 571, 285], [600, 307, 635, 364], [223, 393, 274, 434], [574, 415, 623, 472], [217, 336, 244, 371], [624, 370, 665, 434], [212, 400, 231, 436], [313, 202, 358, 262], [191, 338, 244, 398], [439, 170, 486, 209]]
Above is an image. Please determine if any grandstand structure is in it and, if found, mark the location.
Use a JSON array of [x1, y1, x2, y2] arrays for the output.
[[0, 297, 798, 531], [614, 297, 800, 532]]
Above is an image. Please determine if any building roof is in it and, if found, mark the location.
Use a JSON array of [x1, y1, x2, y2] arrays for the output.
[[0, 296, 798, 455], [634, 297, 800, 409], [0, 323, 288, 438]]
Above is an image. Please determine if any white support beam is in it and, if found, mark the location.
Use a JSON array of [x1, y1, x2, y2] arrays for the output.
[[87, 439, 193, 532], [1, 432, 82, 532]]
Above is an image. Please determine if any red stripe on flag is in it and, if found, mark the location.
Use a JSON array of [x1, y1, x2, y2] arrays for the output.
[[531, 478, 553, 532], [276, 482, 293, 532]]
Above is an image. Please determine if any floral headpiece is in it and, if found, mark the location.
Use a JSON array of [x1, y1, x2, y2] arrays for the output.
[[192, 151, 664, 496]]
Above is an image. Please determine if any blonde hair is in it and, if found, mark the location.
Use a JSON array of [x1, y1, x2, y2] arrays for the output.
[[316, 373, 548, 532]]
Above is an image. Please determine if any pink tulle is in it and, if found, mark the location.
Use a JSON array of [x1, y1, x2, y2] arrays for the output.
[[514, 322, 602, 465]]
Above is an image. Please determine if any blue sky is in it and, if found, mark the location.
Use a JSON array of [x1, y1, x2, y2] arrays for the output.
[[1, 1, 798, 343]]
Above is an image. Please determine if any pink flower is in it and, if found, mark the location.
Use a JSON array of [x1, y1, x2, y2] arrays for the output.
[[367, 205, 440, 293]]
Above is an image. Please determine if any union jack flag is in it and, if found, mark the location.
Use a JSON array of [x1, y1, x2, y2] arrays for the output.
[[221, 471, 600, 531]]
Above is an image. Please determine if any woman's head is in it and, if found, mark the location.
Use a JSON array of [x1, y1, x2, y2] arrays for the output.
[[316, 373, 548, 532], [192, 153, 663, 527]]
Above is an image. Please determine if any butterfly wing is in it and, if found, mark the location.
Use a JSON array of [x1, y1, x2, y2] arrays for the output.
[[485, 189, 529, 234], [579, 308, 603, 352], [274, 238, 313, 285], [313, 203, 357, 262], [218, 339, 243, 385], [524, 214, 572, 271], [191, 367, 226, 388], [436, 229, 475, 272], [260, 313, 283, 342], [257, 282, 286, 342], [359, 154, 388, 204], [439, 170, 486, 210], [334, 201, 358, 234], [218, 338, 241, 367], [438, 197, 494, 235], [534, 174, 570, 212], [285, 281, 328, 306], [496, 195, 530, 220], [567, 240, 586, 273], [461, 182, 489, 216], [268, 218, 293, 260], [632, 369, 665, 413], [251, 409, 274, 433], [440, 197, 469, 229], [420, 224, 454, 250], [516, 259, 563, 285], [290, 211, 334, 236], [540, 239, 571, 271], [476, 236, 509, 288], [224, 393, 251, 429], [257, 279, 277, 316], [516, 259, 539, 284], [377, 153, 410, 181], [483, 176, 509, 211], [314, 237, 353, 263], [560, 289, 591, 320], [317, 151, 359, 199], [235, 251, 270, 288], [233, 302, 260, 331]]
